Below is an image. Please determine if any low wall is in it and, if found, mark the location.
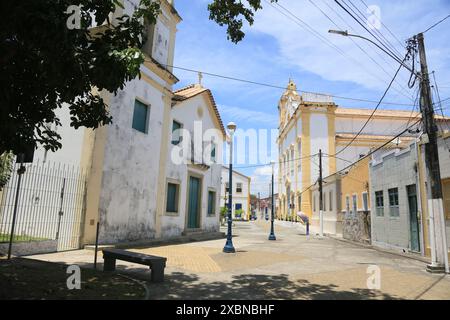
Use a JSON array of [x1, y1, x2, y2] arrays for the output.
[[343, 211, 371, 244], [0, 240, 58, 256]]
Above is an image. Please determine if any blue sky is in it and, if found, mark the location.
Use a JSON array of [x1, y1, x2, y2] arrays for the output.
[[172, 0, 450, 196]]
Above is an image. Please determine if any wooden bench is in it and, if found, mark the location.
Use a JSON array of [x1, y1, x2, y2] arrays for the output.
[[102, 248, 167, 282]]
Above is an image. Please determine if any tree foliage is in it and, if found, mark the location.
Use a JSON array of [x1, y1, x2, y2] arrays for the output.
[[0, 0, 160, 156], [208, 0, 277, 43], [1, 0, 272, 156]]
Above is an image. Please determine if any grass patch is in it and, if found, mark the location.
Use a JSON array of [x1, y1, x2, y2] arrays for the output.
[[0, 258, 146, 300], [0, 233, 49, 243]]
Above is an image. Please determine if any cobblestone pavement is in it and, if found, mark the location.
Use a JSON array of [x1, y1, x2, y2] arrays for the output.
[[29, 220, 450, 300]]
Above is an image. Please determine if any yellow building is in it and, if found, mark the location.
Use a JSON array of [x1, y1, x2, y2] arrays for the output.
[[276, 79, 449, 235]]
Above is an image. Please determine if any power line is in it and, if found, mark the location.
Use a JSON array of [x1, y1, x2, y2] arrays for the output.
[[160, 62, 415, 106], [423, 14, 450, 34], [346, 0, 403, 59], [403, 85, 421, 130], [431, 71, 450, 150], [233, 153, 318, 170], [276, 119, 423, 201], [304, 118, 422, 191], [334, 54, 407, 156], [266, 0, 413, 102], [308, 0, 413, 101], [359, 0, 404, 49], [334, 0, 408, 68], [340, 0, 405, 63], [331, 118, 421, 177], [323, 153, 353, 163]]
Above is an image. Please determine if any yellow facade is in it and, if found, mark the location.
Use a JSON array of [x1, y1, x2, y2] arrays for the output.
[[340, 157, 370, 212], [277, 81, 336, 220], [277, 79, 423, 222]]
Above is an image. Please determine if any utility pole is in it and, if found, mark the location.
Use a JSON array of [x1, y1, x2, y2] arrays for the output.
[[319, 149, 323, 237], [417, 33, 449, 273]]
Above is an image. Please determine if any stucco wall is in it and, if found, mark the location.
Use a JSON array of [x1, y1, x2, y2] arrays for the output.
[[163, 93, 222, 237], [311, 178, 342, 235], [370, 145, 419, 251], [97, 74, 167, 243], [340, 157, 371, 243]]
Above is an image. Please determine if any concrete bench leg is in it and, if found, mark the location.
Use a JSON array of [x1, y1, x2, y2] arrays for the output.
[[150, 262, 165, 282], [103, 257, 116, 272]]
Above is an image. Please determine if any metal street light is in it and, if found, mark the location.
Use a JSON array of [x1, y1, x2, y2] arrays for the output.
[[268, 160, 276, 241], [328, 29, 418, 76], [223, 122, 237, 253]]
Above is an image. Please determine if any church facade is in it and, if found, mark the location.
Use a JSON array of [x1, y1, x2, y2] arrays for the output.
[[276, 79, 445, 234]]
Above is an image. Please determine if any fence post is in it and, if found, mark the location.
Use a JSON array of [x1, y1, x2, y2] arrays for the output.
[[7, 154, 25, 260], [94, 221, 100, 269], [56, 178, 66, 241]]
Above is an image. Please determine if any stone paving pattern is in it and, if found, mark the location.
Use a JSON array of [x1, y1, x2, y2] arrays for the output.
[[30, 220, 450, 299]]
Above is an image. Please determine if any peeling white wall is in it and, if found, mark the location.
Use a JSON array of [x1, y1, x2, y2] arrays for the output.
[[163, 93, 223, 237], [98, 74, 167, 243]]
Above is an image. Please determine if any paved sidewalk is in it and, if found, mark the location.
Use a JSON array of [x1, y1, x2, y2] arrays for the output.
[[29, 220, 450, 299]]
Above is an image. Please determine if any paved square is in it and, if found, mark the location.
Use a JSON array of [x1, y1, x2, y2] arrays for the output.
[[30, 220, 450, 299]]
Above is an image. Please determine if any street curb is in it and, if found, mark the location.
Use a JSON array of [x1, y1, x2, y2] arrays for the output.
[[84, 232, 226, 251], [327, 234, 431, 264]]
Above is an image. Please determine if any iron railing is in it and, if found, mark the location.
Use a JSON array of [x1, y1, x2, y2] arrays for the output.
[[0, 160, 86, 251]]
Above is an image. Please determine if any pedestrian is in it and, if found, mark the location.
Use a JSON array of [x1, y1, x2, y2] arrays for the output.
[[296, 211, 309, 236]]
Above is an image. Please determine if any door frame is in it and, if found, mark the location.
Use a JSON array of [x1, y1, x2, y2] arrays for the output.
[[185, 172, 203, 231], [406, 184, 421, 253]]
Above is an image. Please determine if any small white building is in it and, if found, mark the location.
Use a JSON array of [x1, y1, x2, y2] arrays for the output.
[[369, 133, 450, 261], [162, 84, 225, 237], [220, 166, 251, 220]]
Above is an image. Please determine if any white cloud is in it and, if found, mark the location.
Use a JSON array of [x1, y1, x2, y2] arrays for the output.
[[218, 104, 279, 126], [248, 0, 450, 98], [250, 163, 279, 197]]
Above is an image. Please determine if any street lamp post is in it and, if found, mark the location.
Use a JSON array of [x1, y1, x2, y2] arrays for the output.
[[223, 122, 237, 253], [268, 160, 276, 241]]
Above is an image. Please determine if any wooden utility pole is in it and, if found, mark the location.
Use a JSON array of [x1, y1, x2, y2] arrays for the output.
[[319, 149, 323, 237], [417, 32, 449, 273]]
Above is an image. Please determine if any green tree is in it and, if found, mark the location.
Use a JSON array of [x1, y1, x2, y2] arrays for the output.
[[1, 0, 159, 156], [208, 0, 277, 43], [1, 0, 273, 156], [0, 152, 14, 190]]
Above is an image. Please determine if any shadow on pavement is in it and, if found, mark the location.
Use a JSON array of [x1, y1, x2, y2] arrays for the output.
[[147, 272, 398, 300]]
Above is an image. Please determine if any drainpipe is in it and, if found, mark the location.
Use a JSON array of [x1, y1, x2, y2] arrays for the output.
[[415, 136, 425, 257]]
